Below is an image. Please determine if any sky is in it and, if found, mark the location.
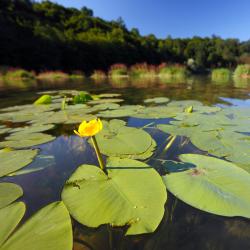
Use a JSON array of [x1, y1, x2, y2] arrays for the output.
[[41, 0, 250, 41]]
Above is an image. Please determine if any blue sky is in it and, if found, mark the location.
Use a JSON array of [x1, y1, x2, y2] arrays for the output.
[[41, 0, 250, 41]]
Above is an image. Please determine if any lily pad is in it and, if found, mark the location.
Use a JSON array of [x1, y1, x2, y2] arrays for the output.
[[0, 133, 55, 149], [144, 97, 170, 104], [62, 157, 167, 235], [88, 98, 124, 105], [0, 149, 38, 177], [0, 202, 25, 246], [163, 154, 250, 218], [0, 183, 23, 209], [10, 124, 55, 135], [1, 202, 73, 250], [93, 119, 156, 159]]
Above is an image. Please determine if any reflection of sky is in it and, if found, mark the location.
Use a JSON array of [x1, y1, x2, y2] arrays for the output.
[[219, 97, 250, 107]]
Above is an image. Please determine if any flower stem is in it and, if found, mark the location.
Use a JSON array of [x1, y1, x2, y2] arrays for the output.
[[164, 135, 177, 152], [91, 136, 106, 173]]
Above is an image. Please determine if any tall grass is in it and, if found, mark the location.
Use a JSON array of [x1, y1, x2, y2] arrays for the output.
[[211, 68, 231, 83], [90, 70, 107, 79], [37, 71, 70, 80], [130, 63, 157, 78], [234, 64, 250, 78], [108, 64, 128, 78], [158, 63, 188, 79], [5, 68, 35, 80]]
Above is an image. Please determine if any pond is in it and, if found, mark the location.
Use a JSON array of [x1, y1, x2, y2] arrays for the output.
[[0, 76, 250, 250]]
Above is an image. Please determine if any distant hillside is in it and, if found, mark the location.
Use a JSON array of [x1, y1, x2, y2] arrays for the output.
[[0, 0, 250, 73]]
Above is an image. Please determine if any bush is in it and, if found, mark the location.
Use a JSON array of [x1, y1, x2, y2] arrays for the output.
[[130, 63, 157, 78], [5, 69, 35, 79], [234, 64, 250, 78], [158, 63, 187, 79], [108, 64, 128, 78], [37, 71, 70, 80], [90, 70, 107, 79], [211, 68, 231, 83]]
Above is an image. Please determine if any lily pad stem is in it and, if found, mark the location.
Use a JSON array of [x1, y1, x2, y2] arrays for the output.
[[91, 136, 106, 174]]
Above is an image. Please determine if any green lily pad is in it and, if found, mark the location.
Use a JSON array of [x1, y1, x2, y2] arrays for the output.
[[144, 97, 170, 104], [7, 154, 55, 176], [98, 93, 121, 98], [62, 157, 167, 235], [0, 133, 55, 149], [88, 98, 124, 105], [94, 119, 156, 159], [0, 183, 23, 209], [163, 154, 250, 218], [0, 149, 38, 177], [1, 202, 73, 250], [10, 124, 55, 135], [0, 202, 25, 246]]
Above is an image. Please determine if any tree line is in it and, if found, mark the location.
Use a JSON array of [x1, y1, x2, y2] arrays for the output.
[[0, 0, 250, 74]]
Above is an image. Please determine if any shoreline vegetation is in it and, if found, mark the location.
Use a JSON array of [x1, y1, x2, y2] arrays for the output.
[[1, 1, 250, 74], [1, 64, 250, 84]]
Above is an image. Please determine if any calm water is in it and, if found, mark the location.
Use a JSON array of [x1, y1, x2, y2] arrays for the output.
[[1, 76, 250, 250]]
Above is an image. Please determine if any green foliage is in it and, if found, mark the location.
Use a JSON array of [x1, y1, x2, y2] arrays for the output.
[[34, 95, 52, 105], [90, 70, 107, 79], [158, 63, 188, 79], [211, 68, 231, 83], [0, 1, 249, 72], [73, 91, 93, 104], [5, 69, 35, 80], [108, 64, 128, 78], [37, 71, 69, 80], [234, 64, 250, 78], [130, 63, 157, 78]]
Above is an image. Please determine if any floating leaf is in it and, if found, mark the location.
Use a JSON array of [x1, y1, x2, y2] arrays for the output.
[[163, 154, 250, 218], [0, 149, 38, 177], [88, 98, 124, 105], [10, 124, 55, 135], [62, 157, 167, 235], [0, 202, 25, 246], [0, 183, 23, 209], [1, 202, 73, 250], [7, 154, 55, 176], [144, 97, 170, 104], [0, 133, 55, 149], [93, 119, 156, 159]]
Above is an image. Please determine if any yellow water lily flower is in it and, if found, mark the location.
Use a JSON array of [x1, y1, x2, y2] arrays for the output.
[[74, 118, 103, 137]]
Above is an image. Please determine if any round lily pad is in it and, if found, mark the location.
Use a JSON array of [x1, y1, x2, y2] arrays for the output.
[[93, 119, 156, 159], [163, 154, 250, 218], [62, 157, 167, 235]]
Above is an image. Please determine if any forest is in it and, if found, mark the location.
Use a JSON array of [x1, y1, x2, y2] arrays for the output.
[[1, 0, 250, 74]]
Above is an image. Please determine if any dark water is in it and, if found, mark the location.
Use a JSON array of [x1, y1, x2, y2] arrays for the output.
[[1, 76, 250, 250]]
